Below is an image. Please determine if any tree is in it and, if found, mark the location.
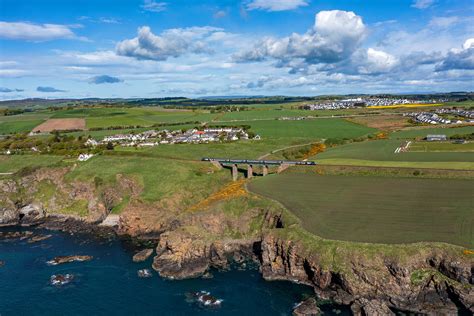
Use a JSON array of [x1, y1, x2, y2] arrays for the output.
[[106, 142, 114, 150]]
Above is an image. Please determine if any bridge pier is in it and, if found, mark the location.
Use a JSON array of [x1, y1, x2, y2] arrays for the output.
[[211, 160, 223, 170], [262, 165, 268, 176], [232, 164, 238, 181], [277, 163, 289, 174], [247, 164, 253, 179]]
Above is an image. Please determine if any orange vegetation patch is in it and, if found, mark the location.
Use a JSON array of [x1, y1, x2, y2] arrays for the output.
[[302, 143, 326, 160], [463, 249, 474, 255], [32, 118, 86, 133], [189, 180, 247, 211]]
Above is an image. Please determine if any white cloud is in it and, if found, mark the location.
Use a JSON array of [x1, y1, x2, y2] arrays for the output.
[[436, 38, 474, 71], [141, 0, 167, 13], [116, 26, 226, 61], [358, 48, 399, 74], [428, 16, 460, 28], [462, 38, 474, 50], [235, 10, 366, 65], [0, 21, 80, 41], [411, 0, 435, 9], [246, 0, 308, 11], [213, 10, 227, 19]]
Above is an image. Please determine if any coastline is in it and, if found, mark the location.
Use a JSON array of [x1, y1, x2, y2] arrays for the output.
[[1, 167, 472, 315]]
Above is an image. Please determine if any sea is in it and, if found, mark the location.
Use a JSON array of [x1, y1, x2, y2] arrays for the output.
[[0, 227, 351, 315]]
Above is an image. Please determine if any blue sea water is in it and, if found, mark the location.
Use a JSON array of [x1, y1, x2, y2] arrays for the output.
[[0, 227, 350, 316]]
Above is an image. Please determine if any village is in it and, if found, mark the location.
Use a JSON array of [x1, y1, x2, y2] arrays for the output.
[[404, 108, 474, 125], [300, 97, 444, 110], [85, 127, 259, 149]]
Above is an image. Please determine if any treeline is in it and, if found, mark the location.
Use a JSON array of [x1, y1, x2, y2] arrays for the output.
[[0, 108, 30, 116], [0, 133, 103, 156], [450, 133, 474, 140]]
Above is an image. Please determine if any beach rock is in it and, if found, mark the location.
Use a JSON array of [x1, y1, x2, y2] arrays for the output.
[[28, 234, 52, 243], [132, 248, 154, 262], [137, 269, 153, 278], [47, 255, 93, 265], [293, 298, 321, 316], [18, 204, 46, 225], [50, 274, 74, 286]]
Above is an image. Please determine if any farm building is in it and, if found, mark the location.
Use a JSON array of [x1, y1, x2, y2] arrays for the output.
[[426, 134, 447, 141]]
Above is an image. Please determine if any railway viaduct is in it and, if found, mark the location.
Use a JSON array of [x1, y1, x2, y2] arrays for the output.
[[202, 158, 316, 181]]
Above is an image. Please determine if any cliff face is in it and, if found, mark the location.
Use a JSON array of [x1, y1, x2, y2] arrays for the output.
[[259, 233, 473, 315]]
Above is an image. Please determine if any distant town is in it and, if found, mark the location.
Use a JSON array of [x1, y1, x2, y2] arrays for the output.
[[301, 97, 445, 110]]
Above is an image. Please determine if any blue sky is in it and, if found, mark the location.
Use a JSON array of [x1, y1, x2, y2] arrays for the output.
[[0, 0, 473, 99]]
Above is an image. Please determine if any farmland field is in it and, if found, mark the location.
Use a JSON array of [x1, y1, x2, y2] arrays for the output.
[[248, 173, 474, 247], [390, 125, 474, 139], [212, 118, 376, 139], [409, 141, 474, 152], [32, 118, 86, 132], [316, 139, 474, 163], [0, 155, 64, 173]]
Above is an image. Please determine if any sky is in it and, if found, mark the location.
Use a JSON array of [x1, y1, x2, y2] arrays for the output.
[[0, 0, 473, 99]]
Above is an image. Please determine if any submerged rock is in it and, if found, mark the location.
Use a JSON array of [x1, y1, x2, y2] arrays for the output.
[[137, 269, 153, 278], [50, 274, 74, 286], [186, 291, 223, 308], [201, 271, 213, 279], [28, 234, 52, 243], [293, 298, 321, 316], [132, 249, 154, 262], [0, 260, 4, 267], [0, 231, 34, 240], [47, 255, 93, 266]]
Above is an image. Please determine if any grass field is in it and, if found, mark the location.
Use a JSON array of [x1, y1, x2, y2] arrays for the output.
[[390, 125, 474, 139], [65, 155, 230, 205], [213, 118, 376, 139], [248, 173, 473, 247], [0, 155, 64, 173], [316, 139, 474, 164], [409, 141, 474, 152]]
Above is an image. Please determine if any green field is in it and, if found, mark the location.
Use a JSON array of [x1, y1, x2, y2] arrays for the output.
[[316, 139, 474, 169], [213, 118, 376, 139], [409, 141, 474, 152], [390, 125, 474, 139], [0, 155, 64, 173], [66, 155, 229, 204], [248, 173, 474, 247]]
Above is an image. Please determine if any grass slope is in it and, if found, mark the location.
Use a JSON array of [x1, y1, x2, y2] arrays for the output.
[[249, 173, 474, 247]]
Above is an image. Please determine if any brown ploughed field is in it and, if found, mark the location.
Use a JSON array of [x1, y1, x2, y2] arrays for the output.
[[32, 118, 86, 132]]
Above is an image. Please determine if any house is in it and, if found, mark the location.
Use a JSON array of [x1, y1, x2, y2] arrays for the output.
[[426, 134, 447, 141], [85, 138, 98, 147], [78, 153, 93, 161]]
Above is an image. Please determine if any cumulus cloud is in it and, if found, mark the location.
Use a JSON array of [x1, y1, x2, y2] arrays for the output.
[[0, 21, 81, 41], [411, 0, 435, 9], [116, 26, 224, 61], [436, 38, 474, 71], [235, 10, 366, 65], [357, 48, 399, 74], [141, 0, 167, 12], [247, 0, 309, 11], [0, 87, 23, 93], [89, 75, 122, 84], [37, 86, 66, 92]]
